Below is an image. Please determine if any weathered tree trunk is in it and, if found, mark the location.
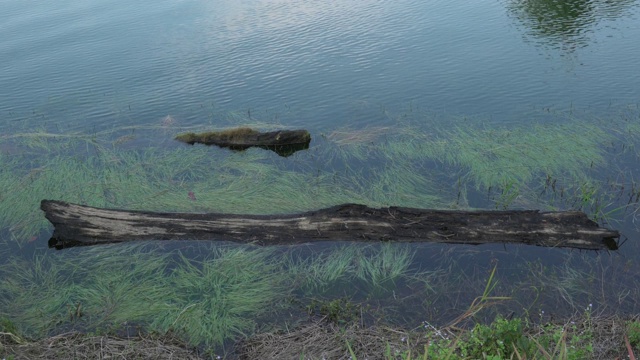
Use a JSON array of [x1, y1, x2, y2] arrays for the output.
[[41, 200, 619, 250]]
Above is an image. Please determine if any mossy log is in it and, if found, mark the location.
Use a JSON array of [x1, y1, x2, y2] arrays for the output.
[[41, 200, 619, 250], [175, 128, 311, 156]]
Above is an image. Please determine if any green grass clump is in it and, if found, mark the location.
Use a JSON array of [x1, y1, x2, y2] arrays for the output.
[[288, 244, 421, 298], [0, 254, 79, 336], [70, 246, 172, 331], [0, 243, 292, 348], [627, 320, 640, 347], [151, 246, 289, 347], [0, 245, 171, 337], [459, 317, 534, 359], [355, 244, 415, 291], [289, 245, 357, 294]]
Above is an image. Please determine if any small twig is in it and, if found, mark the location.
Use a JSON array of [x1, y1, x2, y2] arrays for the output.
[[0, 331, 28, 345]]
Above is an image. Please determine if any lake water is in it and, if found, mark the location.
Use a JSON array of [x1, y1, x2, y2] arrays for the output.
[[2, 0, 640, 354], [1, 0, 639, 132]]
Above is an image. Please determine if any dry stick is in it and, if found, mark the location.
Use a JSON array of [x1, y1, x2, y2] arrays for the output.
[[625, 334, 637, 360]]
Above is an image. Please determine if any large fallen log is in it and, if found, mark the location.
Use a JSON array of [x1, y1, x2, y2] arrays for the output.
[[41, 200, 619, 250]]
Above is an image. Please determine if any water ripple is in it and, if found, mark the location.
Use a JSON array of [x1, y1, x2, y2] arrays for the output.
[[0, 0, 639, 131]]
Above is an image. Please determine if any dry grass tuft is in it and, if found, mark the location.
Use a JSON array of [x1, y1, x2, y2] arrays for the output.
[[0, 331, 203, 360], [546, 314, 638, 360], [238, 320, 427, 360]]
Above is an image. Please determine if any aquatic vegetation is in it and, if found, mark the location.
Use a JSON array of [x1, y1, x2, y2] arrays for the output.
[[306, 297, 364, 326], [379, 111, 640, 216], [151, 246, 289, 347], [0, 129, 442, 242], [519, 259, 601, 314], [387, 120, 608, 189], [289, 245, 357, 294], [0, 254, 76, 336], [70, 246, 172, 331], [354, 244, 415, 291], [0, 244, 171, 337], [327, 126, 393, 146], [365, 162, 444, 208], [288, 244, 422, 298], [2, 107, 640, 353], [4, 108, 639, 244], [0, 243, 292, 347]]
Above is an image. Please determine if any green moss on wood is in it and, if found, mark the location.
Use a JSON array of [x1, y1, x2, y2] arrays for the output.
[[175, 127, 260, 145]]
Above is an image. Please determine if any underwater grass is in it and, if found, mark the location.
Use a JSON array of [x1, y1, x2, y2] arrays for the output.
[[0, 239, 436, 348], [2, 107, 640, 351], [70, 246, 172, 331], [0, 243, 292, 347], [0, 127, 445, 242], [287, 244, 424, 299], [151, 246, 289, 347], [354, 244, 415, 291], [382, 120, 609, 189], [0, 254, 77, 336], [514, 253, 613, 316], [289, 245, 357, 294], [373, 113, 640, 215], [4, 108, 640, 244], [0, 244, 172, 337]]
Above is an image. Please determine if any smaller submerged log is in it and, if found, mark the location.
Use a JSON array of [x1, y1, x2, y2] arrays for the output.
[[41, 200, 619, 250], [175, 128, 311, 157]]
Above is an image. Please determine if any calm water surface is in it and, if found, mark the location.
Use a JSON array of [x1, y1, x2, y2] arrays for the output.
[[1, 0, 640, 346], [1, 0, 639, 132]]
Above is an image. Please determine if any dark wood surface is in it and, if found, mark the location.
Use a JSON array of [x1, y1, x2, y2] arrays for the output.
[[176, 129, 311, 156], [41, 200, 619, 250]]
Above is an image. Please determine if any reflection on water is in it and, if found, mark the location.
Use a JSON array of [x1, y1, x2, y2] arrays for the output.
[[507, 0, 638, 51], [2, 0, 639, 133]]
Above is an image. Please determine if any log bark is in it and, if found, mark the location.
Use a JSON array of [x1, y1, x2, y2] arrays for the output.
[[175, 128, 311, 157], [41, 200, 619, 250]]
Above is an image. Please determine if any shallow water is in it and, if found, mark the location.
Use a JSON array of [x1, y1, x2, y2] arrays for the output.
[[1, 0, 640, 354]]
